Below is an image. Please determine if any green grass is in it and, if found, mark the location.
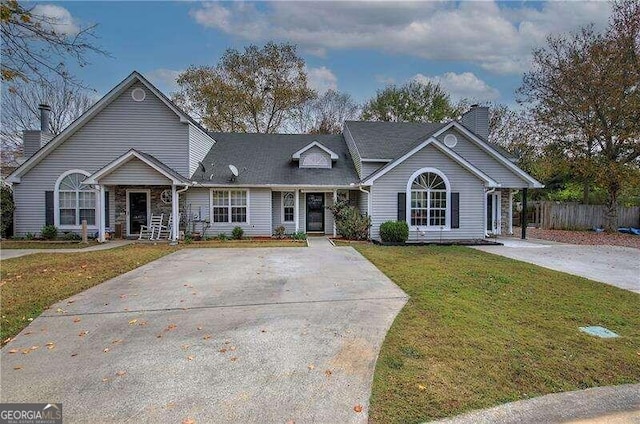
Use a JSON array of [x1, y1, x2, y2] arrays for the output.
[[0, 239, 305, 344], [350, 244, 640, 424], [1, 240, 101, 249]]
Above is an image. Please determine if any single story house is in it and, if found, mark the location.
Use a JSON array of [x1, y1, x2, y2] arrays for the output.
[[7, 71, 542, 242]]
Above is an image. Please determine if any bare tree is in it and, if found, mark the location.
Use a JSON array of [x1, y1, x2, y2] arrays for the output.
[[291, 90, 360, 134], [1, 0, 107, 86], [1, 77, 95, 164]]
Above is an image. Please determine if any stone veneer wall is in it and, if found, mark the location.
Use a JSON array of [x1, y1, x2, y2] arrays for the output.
[[500, 189, 512, 235], [113, 186, 185, 236]]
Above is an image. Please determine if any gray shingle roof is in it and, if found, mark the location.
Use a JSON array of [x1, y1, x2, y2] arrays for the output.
[[191, 133, 360, 186], [345, 121, 447, 160]]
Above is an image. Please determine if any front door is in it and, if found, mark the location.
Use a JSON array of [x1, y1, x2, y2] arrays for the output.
[[127, 191, 149, 236], [306, 193, 325, 233]]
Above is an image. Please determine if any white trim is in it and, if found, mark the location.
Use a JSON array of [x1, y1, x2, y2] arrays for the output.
[[294, 189, 300, 233], [361, 158, 393, 163], [54, 169, 98, 230], [281, 191, 295, 223], [98, 185, 106, 242], [432, 122, 544, 188], [291, 141, 339, 160], [171, 185, 178, 241], [406, 168, 451, 231], [486, 191, 501, 235], [84, 150, 185, 185], [333, 189, 337, 237], [363, 137, 498, 187], [126, 189, 151, 237], [209, 188, 250, 225], [192, 183, 357, 189], [7, 71, 215, 183], [508, 190, 514, 235]]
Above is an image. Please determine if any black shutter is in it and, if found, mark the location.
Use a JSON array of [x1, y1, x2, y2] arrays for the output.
[[104, 191, 110, 228], [45, 191, 54, 225], [451, 192, 460, 229], [397, 192, 406, 222]]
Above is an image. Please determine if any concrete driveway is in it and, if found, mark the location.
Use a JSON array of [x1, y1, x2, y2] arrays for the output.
[[473, 238, 640, 294], [1, 246, 407, 423]]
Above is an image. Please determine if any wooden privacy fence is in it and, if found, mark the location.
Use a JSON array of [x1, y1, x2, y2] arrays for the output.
[[539, 201, 640, 230]]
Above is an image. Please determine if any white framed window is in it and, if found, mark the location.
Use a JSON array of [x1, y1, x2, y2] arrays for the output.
[[407, 168, 450, 229], [55, 170, 97, 228], [210, 189, 249, 223], [282, 192, 294, 222]]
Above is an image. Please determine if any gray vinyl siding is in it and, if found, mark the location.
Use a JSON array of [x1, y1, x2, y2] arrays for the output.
[[12, 81, 190, 235], [361, 162, 387, 179], [184, 188, 272, 237], [272, 191, 296, 234], [438, 128, 528, 188], [343, 124, 362, 178], [358, 189, 369, 216], [370, 143, 486, 241], [188, 125, 215, 178], [298, 193, 306, 233], [325, 193, 334, 235], [299, 146, 332, 169], [100, 159, 172, 185]]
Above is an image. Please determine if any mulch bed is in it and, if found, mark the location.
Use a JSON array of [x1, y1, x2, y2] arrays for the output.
[[517, 227, 640, 249]]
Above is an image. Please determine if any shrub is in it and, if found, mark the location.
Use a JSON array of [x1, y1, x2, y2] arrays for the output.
[[0, 185, 14, 238], [231, 226, 244, 240], [217, 233, 228, 241], [183, 233, 193, 244], [327, 200, 371, 240], [379, 221, 409, 243], [40, 225, 58, 240], [63, 232, 82, 241], [291, 231, 307, 240], [273, 225, 286, 239], [25, 232, 35, 240]]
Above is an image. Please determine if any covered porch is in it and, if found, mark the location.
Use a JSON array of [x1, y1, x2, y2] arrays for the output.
[[83, 149, 190, 242]]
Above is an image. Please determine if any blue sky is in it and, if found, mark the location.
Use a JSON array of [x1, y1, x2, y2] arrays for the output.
[[37, 1, 611, 107]]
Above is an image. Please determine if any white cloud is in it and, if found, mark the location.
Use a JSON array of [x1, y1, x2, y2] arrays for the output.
[[413, 72, 500, 102], [32, 4, 79, 36], [189, 1, 612, 75], [375, 74, 396, 85], [146, 68, 182, 94], [306, 66, 338, 94]]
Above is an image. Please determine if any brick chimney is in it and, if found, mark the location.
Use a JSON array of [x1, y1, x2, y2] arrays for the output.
[[460, 104, 489, 140], [22, 104, 53, 158]]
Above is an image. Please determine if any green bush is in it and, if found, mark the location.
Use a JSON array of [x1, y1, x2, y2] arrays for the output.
[[25, 232, 35, 240], [273, 225, 286, 239], [40, 225, 58, 240], [0, 185, 14, 238], [217, 233, 228, 241], [327, 200, 371, 240], [231, 226, 244, 240], [291, 231, 307, 240], [63, 232, 82, 241], [379, 221, 409, 243]]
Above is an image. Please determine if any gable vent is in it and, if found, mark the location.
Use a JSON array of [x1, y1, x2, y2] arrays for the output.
[[131, 87, 146, 102]]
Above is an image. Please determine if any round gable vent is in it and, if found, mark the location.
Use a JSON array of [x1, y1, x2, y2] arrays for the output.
[[444, 133, 458, 148], [131, 87, 146, 102]]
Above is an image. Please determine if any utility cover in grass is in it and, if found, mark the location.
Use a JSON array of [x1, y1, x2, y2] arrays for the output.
[[579, 326, 619, 338]]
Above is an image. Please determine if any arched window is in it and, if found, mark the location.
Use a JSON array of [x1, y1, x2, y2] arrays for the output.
[[408, 170, 449, 228], [55, 170, 96, 227], [301, 152, 330, 168]]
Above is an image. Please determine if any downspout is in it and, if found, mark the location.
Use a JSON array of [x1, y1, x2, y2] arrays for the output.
[[170, 184, 190, 245], [484, 187, 496, 238], [358, 185, 371, 239]]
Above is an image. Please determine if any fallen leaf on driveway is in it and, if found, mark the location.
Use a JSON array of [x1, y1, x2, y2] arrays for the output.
[[67, 299, 75, 304], [181, 344, 190, 350], [30, 346, 39, 350], [165, 324, 177, 331], [79, 331, 88, 337], [203, 335, 211, 340], [55, 308, 66, 314], [21, 349, 30, 354], [353, 405, 363, 413], [219, 348, 227, 353], [116, 370, 126, 376], [182, 418, 195, 424], [187, 356, 195, 361], [45, 342, 55, 350], [14, 365, 23, 370], [307, 364, 315, 370], [112, 339, 123, 344], [103, 348, 110, 353], [325, 370, 332, 377], [102, 378, 109, 382], [229, 346, 236, 351], [8, 349, 18, 354], [230, 357, 238, 362], [128, 319, 138, 325], [71, 353, 78, 357], [73, 318, 81, 323], [197, 326, 203, 330]]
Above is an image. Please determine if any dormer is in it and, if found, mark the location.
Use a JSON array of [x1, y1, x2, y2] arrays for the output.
[[292, 141, 339, 169]]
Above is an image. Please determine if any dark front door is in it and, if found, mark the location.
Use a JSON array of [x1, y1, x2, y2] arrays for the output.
[[128, 191, 148, 235], [306, 193, 325, 233]]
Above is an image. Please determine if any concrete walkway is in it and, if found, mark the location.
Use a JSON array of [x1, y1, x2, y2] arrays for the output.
[[306, 235, 334, 248], [427, 384, 640, 424], [472, 238, 640, 294], [0, 240, 133, 260], [1, 246, 407, 423]]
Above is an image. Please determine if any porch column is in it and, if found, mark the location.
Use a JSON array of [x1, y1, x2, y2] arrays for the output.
[[171, 184, 178, 241], [98, 185, 106, 242], [333, 189, 337, 237], [521, 188, 528, 239], [294, 189, 300, 233], [508, 190, 514, 235]]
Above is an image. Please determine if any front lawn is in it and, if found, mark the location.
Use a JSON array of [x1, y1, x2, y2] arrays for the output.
[[1, 240, 101, 249], [351, 244, 640, 424]]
